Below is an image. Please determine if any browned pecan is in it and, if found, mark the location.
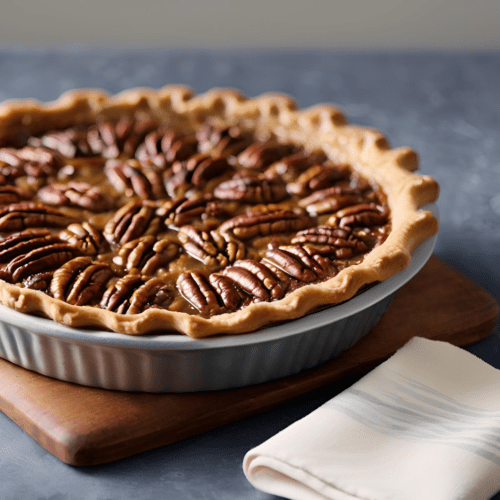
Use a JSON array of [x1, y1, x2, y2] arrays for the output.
[[0, 146, 63, 178], [136, 129, 198, 168], [105, 159, 167, 199], [299, 186, 366, 215], [336, 203, 389, 228], [22, 271, 54, 291], [177, 270, 221, 314], [86, 118, 153, 159], [222, 259, 287, 301], [291, 226, 369, 259], [0, 202, 75, 232], [214, 174, 288, 204], [100, 275, 172, 314], [220, 209, 316, 240], [28, 128, 93, 158], [59, 222, 106, 256], [0, 186, 22, 206], [115, 235, 179, 275], [287, 164, 350, 196], [264, 151, 327, 182], [3, 242, 75, 283], [178, 226, 245, 268], [164, 154, 232, 197], [159, 195, 226, 227], [104, 200, 161, 246], [37, 181, 110, 212], [196, 124, 253, 156], [208, 273, 242, 310], [237, 142, 297, 170], [263, 245, 333, 282], [50, 256, 113, 306], [0, 229, 60, 262]]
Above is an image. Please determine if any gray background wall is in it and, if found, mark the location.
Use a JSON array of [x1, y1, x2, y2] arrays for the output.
[[0, 0, 498, 50]]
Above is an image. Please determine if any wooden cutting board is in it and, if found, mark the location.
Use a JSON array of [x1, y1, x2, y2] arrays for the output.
[[0, 256, 498, 466]]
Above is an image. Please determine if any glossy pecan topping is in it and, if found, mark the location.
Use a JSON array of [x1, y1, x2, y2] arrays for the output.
[[86, 118, 153, 159], [104, 200, 161, 246], [50, 256, 113, 306], [214, 174, 288, 204], [265, 152, 327, 182], [237, 142, 297, 170], [263, 245, 332, 282], [178, 226, 245, 268], [100, 275, 172, 314], [0, 146, 63, 179], [208, 273, 242, 310], [222, 259, 287, 301], [37, 181, 110, 212], [2, 241, 75, 283], [292, 226, 369, 259], [0, 202, 75, 232], [220, 209, 316, 240], [105, 159, 167, 199], [299, 186, 366, 216], [115, 235, 179, 275], [177, 270, 220, 314], [165, 154, 232, 197], [0, 186, 22, 206], [0, 229, 61, 262], [196, 124, 252, 156], [287, 164, 349, 195], [22, 271, 54, 291], [29, 128, 93, 158], [159, 195, 226, 227], [336, 203, 389, 228], [59, 222, 106, 256]]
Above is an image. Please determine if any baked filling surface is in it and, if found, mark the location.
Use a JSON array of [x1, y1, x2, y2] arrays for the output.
[[0, 87, 439, 337]]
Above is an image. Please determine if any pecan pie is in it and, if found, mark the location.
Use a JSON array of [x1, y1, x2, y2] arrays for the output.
[[0, 87, 439, 337]]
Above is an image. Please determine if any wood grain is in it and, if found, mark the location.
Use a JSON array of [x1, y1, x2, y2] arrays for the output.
[[0, 256, 498, 466]]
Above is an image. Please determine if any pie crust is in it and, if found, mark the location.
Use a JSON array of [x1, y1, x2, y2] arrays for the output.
[[0, 86, 439, 338]]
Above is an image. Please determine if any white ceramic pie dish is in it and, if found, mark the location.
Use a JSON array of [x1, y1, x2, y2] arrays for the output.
[[0, 204, 437, 393]]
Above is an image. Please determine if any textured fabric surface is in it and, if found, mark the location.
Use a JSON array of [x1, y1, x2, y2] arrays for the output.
[[244, 338, 500, 500]]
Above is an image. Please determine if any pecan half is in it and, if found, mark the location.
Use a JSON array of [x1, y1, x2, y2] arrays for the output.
[[37, 181, 110, 212], [196, 124, 253, 156], [104, 200, 161, 246], [214, 174, 288, 204], [263, 245, 333, 282], [177, 270, 220, 314], [159, 195, 225, 227], [292, 226, 369, 259], [265, 152, 327, 182], [299, 186, 367, 215], [4, 242, 75, 283], [336, 203, 389, 228], [222, 259, 287, 301], [0, 146, 63, 178], [208, 273, 241, 310], [0, 186, 22, 206], [0, 202, 75, 232], [220, 209, 316, 240], [59, 222, 106, 256], [50, 256, 113, 306], [237, 142, 297, 170], [86, 118, 153, 159], [0, 229, 60, 262], [115, 235, 179, 275], [29, 128, 93, 158], [105, 159, 167, 199], [287, 164, 349, 195], [22, 271, 54, 291], [178, 226, 245, 268], [100, 275, 172, 314]]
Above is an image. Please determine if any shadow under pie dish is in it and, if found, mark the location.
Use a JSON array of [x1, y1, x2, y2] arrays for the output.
[[0, 86, 439, 338]]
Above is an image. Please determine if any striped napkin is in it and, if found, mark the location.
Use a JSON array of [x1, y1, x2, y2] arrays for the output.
[[243, 337, 500, 500]]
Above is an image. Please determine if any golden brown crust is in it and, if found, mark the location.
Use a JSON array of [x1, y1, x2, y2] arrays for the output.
[[0, 86, 439, 338]]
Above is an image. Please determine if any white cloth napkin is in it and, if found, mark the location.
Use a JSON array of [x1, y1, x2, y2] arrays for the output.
[[243, 337, 500, 500]]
